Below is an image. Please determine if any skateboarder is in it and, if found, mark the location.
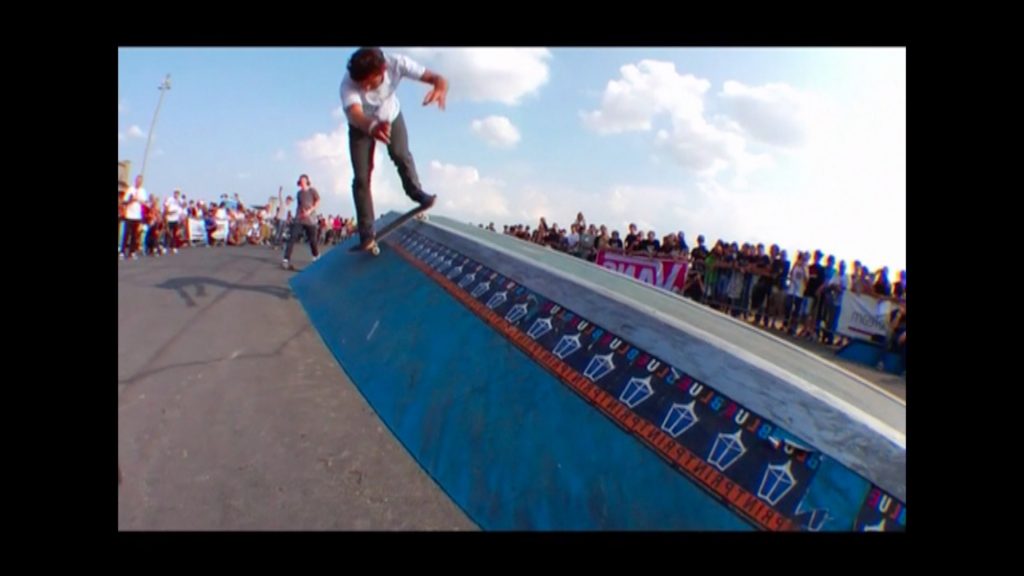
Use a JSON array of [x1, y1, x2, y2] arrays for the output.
[[340, 47, 448, 252]]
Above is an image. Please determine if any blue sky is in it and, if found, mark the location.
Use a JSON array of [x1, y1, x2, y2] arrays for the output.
[[118, 47, 905, 272]]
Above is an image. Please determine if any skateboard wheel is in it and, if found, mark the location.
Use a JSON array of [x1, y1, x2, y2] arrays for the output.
[[371, 246, 381, 256]]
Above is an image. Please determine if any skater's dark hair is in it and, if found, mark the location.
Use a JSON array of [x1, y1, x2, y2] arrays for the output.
[[297, 174, 310, 186], [348, 47, 386, 81]]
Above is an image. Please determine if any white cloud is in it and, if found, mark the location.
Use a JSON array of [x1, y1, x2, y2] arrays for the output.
[[589, 114, 902, 269], [585, 60, 770, 182], [719, 81, 816, 148], [402, 48, 551, 105], [127, 125, 146, 139], [471, 116, 521, 148], [274, 149, 286, 161], [425, 161, 511, 222], [600, 184, 712, 240], [580, 166, 900, 272], [581, 60, 709, 134], [788, 68, 906, 271], [639, 52, 905, 271], [509, 184, 601, 231], [653, 124, 775, 189], [581, 60, 771, 186]]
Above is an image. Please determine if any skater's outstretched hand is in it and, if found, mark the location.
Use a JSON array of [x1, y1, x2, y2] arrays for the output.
[[423, 87, 446, 110], [420, 70, 448, 111]]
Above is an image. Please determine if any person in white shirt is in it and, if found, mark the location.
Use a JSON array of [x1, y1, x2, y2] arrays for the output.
[[120, 174, 148, 259], [566, 224, 582, 257], [785, 251, 808, 335], [274, 195, 293, 248], [341, 47, 448, 252], [163, 189, 184, 253], [212, 203, 229, 246]]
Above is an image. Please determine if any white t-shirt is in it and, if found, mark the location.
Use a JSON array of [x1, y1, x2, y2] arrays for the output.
[[339, 53, 427, 123], [788, 264, 808, 297], [124, 186, 148, 221], [164, 195, 183, 222], [827, 272, 849, 293]]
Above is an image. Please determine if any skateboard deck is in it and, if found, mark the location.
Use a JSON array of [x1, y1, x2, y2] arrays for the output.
[[348, 205, 431, 256]]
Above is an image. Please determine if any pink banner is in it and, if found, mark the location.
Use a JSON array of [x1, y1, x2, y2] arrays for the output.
[[596, 250, 688, 292]]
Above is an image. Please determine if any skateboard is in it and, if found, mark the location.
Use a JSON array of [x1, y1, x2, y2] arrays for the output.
[[348, 204, 431, 256]]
